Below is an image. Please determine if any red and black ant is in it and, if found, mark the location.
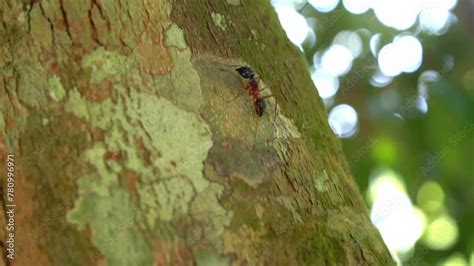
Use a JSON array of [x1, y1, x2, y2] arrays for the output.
[[227, 65, 278, 147]]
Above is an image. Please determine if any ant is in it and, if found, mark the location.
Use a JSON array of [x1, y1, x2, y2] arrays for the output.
[[227, 65, 278, 148]]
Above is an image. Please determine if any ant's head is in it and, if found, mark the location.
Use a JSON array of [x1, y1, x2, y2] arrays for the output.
[[235, 66, 255, 79]]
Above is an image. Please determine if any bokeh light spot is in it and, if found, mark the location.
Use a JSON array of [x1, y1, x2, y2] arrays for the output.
[[328, 104, 358, 138], [463, 69, 474, 94], [322, 44, 354, 76], [442, 253, 468, 266], [367, 169, 406, 204], [312, 69, 339, 99], [334, 31, 363, 58], [396, 35, 423, 73], [370, 69, 393, 87], [372, 0, 421, 30], [370, 33, 382, 57], [274, 5, 310, 47], [368, 169, 426, 255], [309, 0, 340, 13], [378, 35, 423, 77], [417, 181, 445, 212], [422, 214, 459, 250], [419, 0, 458, 35], [378, 43, 402, 77], [342, 0, 370, 14], [420, 8, 450, 34]]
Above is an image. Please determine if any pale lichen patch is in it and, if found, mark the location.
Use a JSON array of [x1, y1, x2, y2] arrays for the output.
[[155, 24, 202, 112], [165, 23, 187, 50], [65, 61, 216, 249], [16, 64, 49, 109], [190, 183, 232, 247], [66, 45, 215, 263], [255, 203, 264, 219], [272, 114, 302, 141], [226, 0, 241, 6], [48, 76, 66, 101], [135, 182, 159, 228], [82, 48, 130, 82], [76, 143, 120, 197], [248, 29, 265, 50], [67, 188, 151, 265], [276, 196, 302, 223], [86, 98, 117, 130], [60, 19, 240, 262], [133, 95, 212, 192], [211, 13, 232, 31], [64, 87, 89, 120], [315, 170, 330, 192], [152, 176, 195, 221]]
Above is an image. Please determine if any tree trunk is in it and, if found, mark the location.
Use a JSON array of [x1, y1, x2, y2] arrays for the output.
[[0, 0, 394, 265]]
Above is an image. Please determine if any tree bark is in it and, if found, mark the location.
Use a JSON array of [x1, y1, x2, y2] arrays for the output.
[[0, 0, 394, 265]]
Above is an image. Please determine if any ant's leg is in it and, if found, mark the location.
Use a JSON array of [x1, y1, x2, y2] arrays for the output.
[[239, 78, 251, 90], [253, 112, 260, 150], [226, 79, 250, 102], [225, 90, 247, 103], [256, 81, 272, 95], [259, 95, 278, 121], [219, 64, 244, 70], [258, 87, 271, 95], [255, 77, 266, 89], [258, 95, 274, 100]]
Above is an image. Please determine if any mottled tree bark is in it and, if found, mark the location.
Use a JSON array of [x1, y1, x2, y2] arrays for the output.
[[0, 0, 393, 265]]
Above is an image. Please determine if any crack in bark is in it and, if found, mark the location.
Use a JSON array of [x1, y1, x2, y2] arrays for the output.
[[4, 82, 15, 112], [115, 0, 129, 48], [25, 0, 39, 33], [58, 0, 74, 44], [143, 1, 151, 23], [350, 233, 368, 263], [39, 2, 56, 45], [124, 2, 134, 28], [206, 21, 220, 44], [87, 1, 103, 46], [91, 0, 110, 31], [283, 171, 297, 192]]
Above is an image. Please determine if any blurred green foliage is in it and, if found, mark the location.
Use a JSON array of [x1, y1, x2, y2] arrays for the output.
[[286, 1, 473, 264]]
